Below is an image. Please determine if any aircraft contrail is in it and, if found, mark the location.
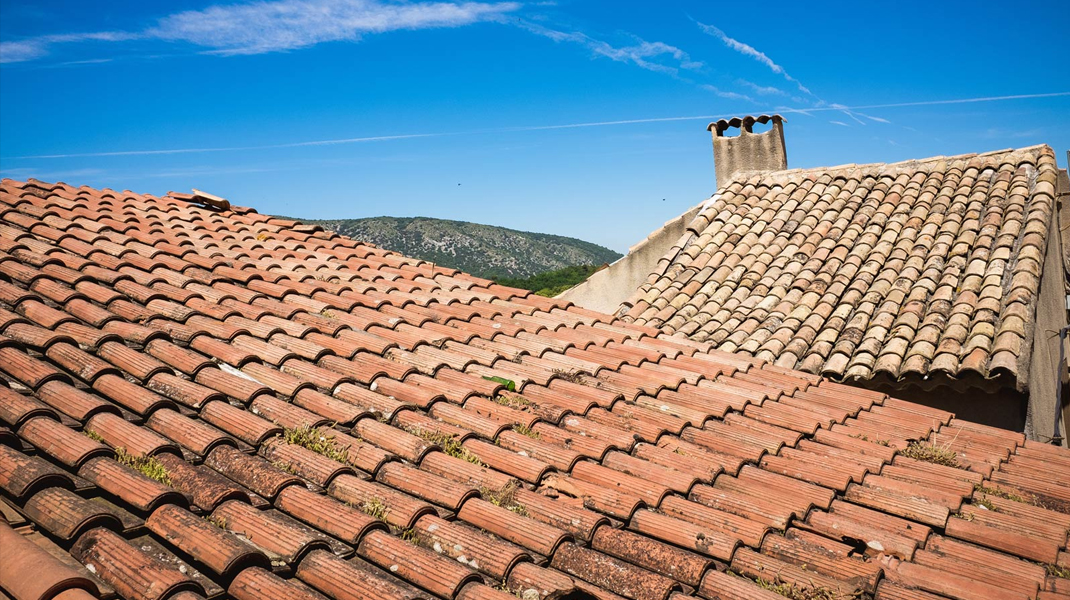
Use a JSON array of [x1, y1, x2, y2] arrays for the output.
[[6, 133, 446, 160], [5, 92, 1068, 160]]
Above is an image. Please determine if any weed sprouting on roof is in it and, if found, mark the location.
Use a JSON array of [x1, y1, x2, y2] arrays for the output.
[[282, 424, 350, 463], [493, 393, 533, 410], [271, 459, 298, 474], [480, 480, 527, 516], [408, 427, 485, 466], [973, 483, 1070, 513], [205, 515, 227, 529], [83, 429, 104, 442], [753, 577, 843, 598], [1048, 563, 1070, 579], [899, 438, 960, 468], [974, 484, 1024, 502], [552, 368, 586, 384], [847, 433, 890, 447], [115, 447, 172, 487], [753, 575, 851, 600], [494, 582, 528, 598], [514, 424, 540, 440], [397, 526, 422, 545], [351, 497, 388, 521]]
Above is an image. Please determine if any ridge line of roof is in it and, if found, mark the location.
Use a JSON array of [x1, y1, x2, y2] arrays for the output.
[[718, 144, 1053, 191]]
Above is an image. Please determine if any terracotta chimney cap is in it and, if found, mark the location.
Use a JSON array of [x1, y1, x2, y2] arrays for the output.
[[707, 114, 785, 136], [708, 114, 788, 186]]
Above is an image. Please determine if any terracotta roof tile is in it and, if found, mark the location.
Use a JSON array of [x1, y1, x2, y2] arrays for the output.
[[154, 452, 253, 511], [623, 147, 1060, 393], [77, 456, 187, 513], [1, 176, 1068, 600], [70, 526, 205, 600], [229, 566, 327, 600]]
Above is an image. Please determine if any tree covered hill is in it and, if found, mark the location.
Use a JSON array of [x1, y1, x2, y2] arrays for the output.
[[495, 265, 607, 297], [303, 216, 621, 279]]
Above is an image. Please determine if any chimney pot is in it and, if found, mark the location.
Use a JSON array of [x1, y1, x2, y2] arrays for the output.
[[707, 114, 787, 187]]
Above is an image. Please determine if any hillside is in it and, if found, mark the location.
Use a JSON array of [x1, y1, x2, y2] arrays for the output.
[[303, 216, 622, 279], [496, 265, 607, 297]]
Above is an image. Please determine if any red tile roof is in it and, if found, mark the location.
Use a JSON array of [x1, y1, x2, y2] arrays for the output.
[[622, 146, 1061, 392], [0, 177, 1068, 600]]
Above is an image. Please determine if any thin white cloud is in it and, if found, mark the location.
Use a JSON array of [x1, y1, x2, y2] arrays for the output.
[[695, 21, 812, 96], [57, 58, 113, 66], [150, 0, 519, 55], [980, 126, 1045, 139], [0, 40, 48, 63], [1, 31, 136, 63], [141, 165, 282, 178], [36, 58, 116, 70], [502, 115, 715, 131], [841, 110, 866, 125], [5, 91, 1067, 160], [829, 121, 850, 127], [0, 0, 517, 62], [519, 21, 702, 76], [700, 84, 753, 102], [863, 114, 891, 124], [822, 107, 889, 128], [0, 167, 107, 180], [865, 93, 1070, 109], [7, 133, 445, 160], [736, 79, 787, 96]]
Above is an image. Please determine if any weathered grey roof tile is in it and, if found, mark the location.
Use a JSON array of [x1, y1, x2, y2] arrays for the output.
[[622, 146, 1058, 391]]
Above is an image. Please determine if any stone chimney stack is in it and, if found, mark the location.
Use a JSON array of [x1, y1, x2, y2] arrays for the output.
[[707, 114, 787, 187]]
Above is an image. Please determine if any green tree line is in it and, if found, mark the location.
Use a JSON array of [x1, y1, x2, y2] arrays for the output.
[[494, 264, 605, 297]]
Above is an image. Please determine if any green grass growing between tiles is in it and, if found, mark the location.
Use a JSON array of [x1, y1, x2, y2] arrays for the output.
[[899, 439, 960, 468], [407, 427, 486, 466], [282, 424, 350, 463], [480, 480, 527, 516], [114, 447, 172, 487]]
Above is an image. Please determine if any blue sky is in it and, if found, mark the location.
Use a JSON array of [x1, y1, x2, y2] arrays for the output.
[[1, 0, 1068, 252]]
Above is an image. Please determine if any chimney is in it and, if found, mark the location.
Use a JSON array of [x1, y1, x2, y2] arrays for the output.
[[707, 114, 787, 187]]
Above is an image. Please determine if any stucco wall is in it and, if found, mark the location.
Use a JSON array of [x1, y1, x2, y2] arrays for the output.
[[1026, 168, 1070, 445], [557, 202, 705, 314]]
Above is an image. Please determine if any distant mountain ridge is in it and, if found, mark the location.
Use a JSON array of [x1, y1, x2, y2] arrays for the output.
[[302, 216, 622, 279]]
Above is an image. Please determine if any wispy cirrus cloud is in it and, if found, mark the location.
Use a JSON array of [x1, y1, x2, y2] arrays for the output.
[[0, 166, 107, 180], [838, 109, 867, 125], [1, 31, 137, 63], [149, 0, 519, 55], [0, 0, 518, 63], [516, 20, 759, 103], [735, 79, 787, 96], [694, 20, 813, 97], [0, 40, 48, 63], [700, 84, 753, 102], [518, 21, 702, 76], [3, 91, 1066, 162]]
